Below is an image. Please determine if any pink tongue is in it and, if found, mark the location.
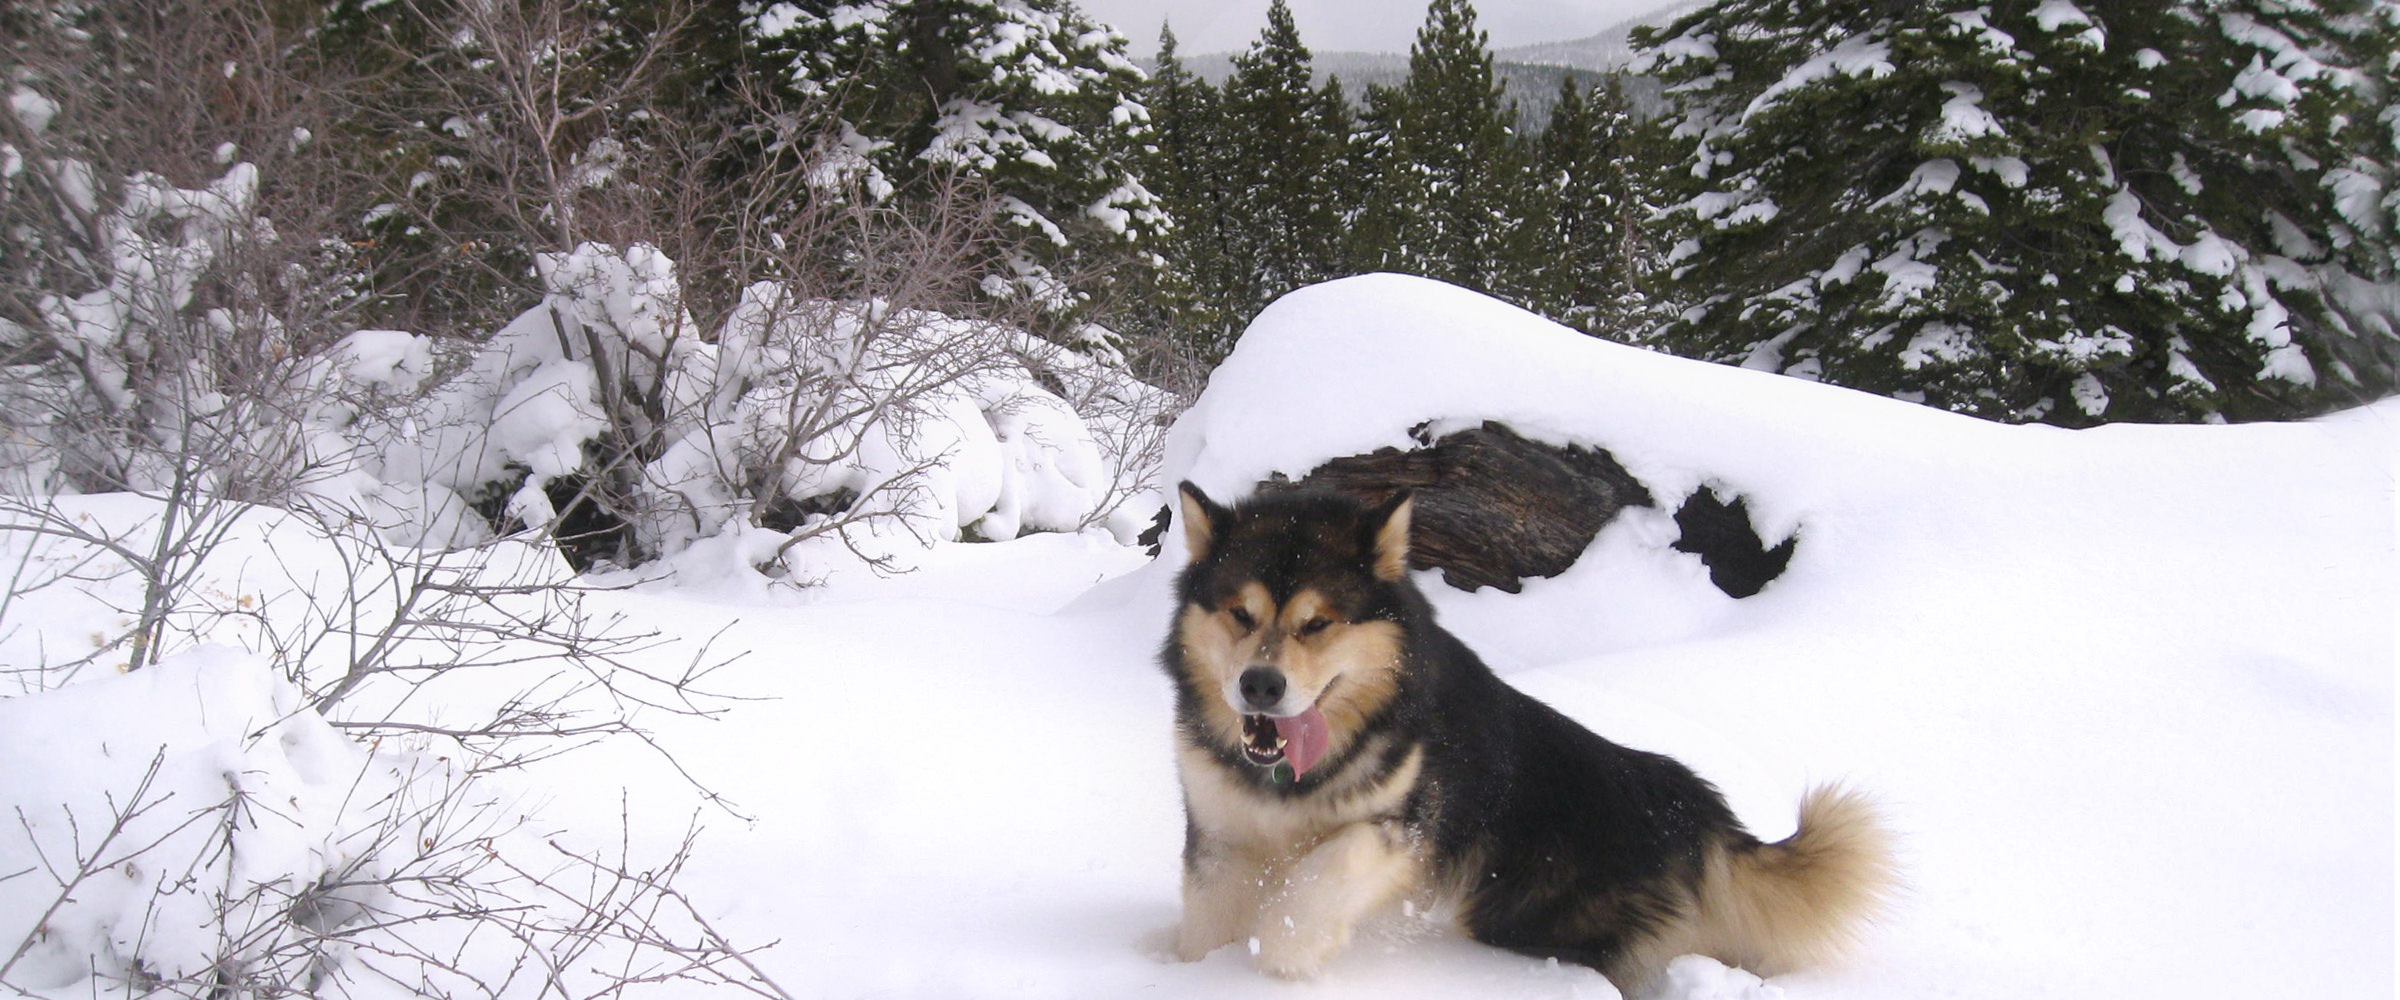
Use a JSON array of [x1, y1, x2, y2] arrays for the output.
[[1275, 708, 1332, 778]]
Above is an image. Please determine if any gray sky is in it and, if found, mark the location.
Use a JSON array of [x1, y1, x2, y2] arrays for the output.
[[1082, 0, 1686, 57]]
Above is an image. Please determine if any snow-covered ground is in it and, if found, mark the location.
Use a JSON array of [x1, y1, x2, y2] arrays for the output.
[[5, 275, 2392, 999]]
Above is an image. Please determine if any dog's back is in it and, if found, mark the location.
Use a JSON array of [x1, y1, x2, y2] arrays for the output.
[[1400, 623, 1892, 986]]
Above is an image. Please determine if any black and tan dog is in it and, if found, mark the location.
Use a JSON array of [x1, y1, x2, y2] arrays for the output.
[[1161, 482, 1894, 987]]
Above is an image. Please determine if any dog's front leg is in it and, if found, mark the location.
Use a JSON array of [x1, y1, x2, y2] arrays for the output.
[[1255, 821, 1417, 979], [1176, 830, 1269, 961]]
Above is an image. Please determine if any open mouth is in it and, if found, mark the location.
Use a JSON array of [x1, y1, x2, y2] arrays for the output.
[[1240, 713, 1287, 766], [1237, 707, 1332, 777]]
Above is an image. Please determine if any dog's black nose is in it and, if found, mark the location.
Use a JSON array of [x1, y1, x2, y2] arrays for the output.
[[1238, 667, 1286, 710]]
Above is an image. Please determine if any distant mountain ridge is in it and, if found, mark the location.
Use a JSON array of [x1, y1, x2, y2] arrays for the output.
[[1155, 2, 1706, 128], [1492, 0, 1710, 71]]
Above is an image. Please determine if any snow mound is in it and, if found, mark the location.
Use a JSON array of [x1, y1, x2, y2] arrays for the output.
[[0, 647, 371, 992]]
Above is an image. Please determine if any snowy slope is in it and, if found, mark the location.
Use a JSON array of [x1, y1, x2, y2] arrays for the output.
[[521, 274, 2394, 998], [5, 275, 2391, 999]]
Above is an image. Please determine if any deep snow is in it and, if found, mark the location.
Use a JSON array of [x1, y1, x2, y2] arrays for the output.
[[4, 275, 2392, 999]]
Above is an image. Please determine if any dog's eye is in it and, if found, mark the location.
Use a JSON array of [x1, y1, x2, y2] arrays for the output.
[[1227, 607, 1256, 631], [1298, 617, 1332, 637]]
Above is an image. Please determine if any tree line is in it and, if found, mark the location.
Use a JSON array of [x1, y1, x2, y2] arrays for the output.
[[5, 0, 2392, 446], [1132, 0, 1660, 361], [1130, 0, 2398, 424]]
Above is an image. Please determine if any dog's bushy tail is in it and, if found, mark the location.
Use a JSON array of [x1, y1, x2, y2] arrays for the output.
[[1695, 784, 1898, 976]]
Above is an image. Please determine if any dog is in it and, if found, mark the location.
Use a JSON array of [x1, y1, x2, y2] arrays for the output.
[[1161, 481, 1895, 988]]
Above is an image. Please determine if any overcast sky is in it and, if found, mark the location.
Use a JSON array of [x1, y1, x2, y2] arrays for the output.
[[1081, 0, 1686, 57]]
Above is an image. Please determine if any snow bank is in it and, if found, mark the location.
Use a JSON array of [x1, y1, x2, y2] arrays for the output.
[[0, 647, 367, 993], [11, 271, 2390, 1000], [0, 492, 771, 999]]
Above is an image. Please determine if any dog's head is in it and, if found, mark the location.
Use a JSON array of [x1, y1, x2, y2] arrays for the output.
[[1169, 481, 1413, 779]]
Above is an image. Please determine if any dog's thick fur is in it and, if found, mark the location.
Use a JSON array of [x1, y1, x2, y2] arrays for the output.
[[1162, 482, 1895, 987]]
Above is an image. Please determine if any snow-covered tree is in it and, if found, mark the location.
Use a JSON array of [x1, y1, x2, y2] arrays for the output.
[[746, 0, 1169, 324], [1, 0, 374, 495], [1350, 0, 1539, 299], [1527, 77, 1656, 334], [1217, 0, 1354, 317], [1637, 0, 2400, 424], [1131, 24, 1239, 360]]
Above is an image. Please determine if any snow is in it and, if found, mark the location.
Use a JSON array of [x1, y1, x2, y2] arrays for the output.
[[1897, 321, 1973, 371], [2168, 150, 2203, 194], [0, 647, 371, 991], [336, 329, 435, 391], [325, 242, 1162, 562], [1867, 230, 1948, 312], [1870, 159, 1961, 210], [1741, 32, 1894, 124], [2032, 0, 2105, 49], [1928, 83, 2002, 145], [2216, 13, 2332, 88], [1965, 155, 2029, 188], [2234, 107, 2288, 133], [1940, 11, 2017, 57], [4, 275, 2394, 1000], [9, 86, 58, 134]]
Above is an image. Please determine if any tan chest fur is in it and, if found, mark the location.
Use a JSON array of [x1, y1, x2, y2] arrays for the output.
[[1178, 736, 1425, 859]]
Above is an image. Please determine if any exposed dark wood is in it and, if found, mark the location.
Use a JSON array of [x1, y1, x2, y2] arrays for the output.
[[1271, 421, 1655, 593], [1672, 489, 1796, 599]]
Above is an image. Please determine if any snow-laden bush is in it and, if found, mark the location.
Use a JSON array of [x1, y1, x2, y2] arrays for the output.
[[340, 242, 1170, 577]]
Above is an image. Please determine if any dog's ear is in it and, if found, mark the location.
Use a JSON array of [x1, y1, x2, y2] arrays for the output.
[[1366, 491, 1414, 582], [1177, 481, 1226, 563]]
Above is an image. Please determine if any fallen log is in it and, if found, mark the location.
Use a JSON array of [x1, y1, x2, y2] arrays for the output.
[[1268, 420, 1793, 597], [1271, 421, 1652, 593]]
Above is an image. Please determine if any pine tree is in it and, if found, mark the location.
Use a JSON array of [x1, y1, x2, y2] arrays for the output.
[[1217, 0, 1352, 324], [313, 0, 753, 334], [1352, 0, 1540, 300], [1529, 77, 1656, 336], [1132, 23, 1240, 360], [1637, 0, 2400, 425], [747, 0, 1169, 327]]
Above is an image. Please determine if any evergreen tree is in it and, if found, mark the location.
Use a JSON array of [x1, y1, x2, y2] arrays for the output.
[[748, 0, 1169, 327], [1351, 0, 1539, 299], [1636, 0, 2400, 425], [1218, 0, 1351, 312], [313, 0, 755, 334], [1131, 23, 1240, 360], [1531, 77, 1660, 337]]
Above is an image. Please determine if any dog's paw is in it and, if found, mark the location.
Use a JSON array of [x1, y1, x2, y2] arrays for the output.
[[1253, 917, 1348, 980], [1161, 923, 1236, 963], [1137, 924, 1190, 963]]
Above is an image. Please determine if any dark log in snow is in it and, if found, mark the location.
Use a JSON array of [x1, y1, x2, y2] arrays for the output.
[[1272, 421, 1653, 593], [1256, 420, 1794, 598]]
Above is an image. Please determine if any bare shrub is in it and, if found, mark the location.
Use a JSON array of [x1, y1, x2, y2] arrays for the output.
[[0, 5, 787, 998]]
